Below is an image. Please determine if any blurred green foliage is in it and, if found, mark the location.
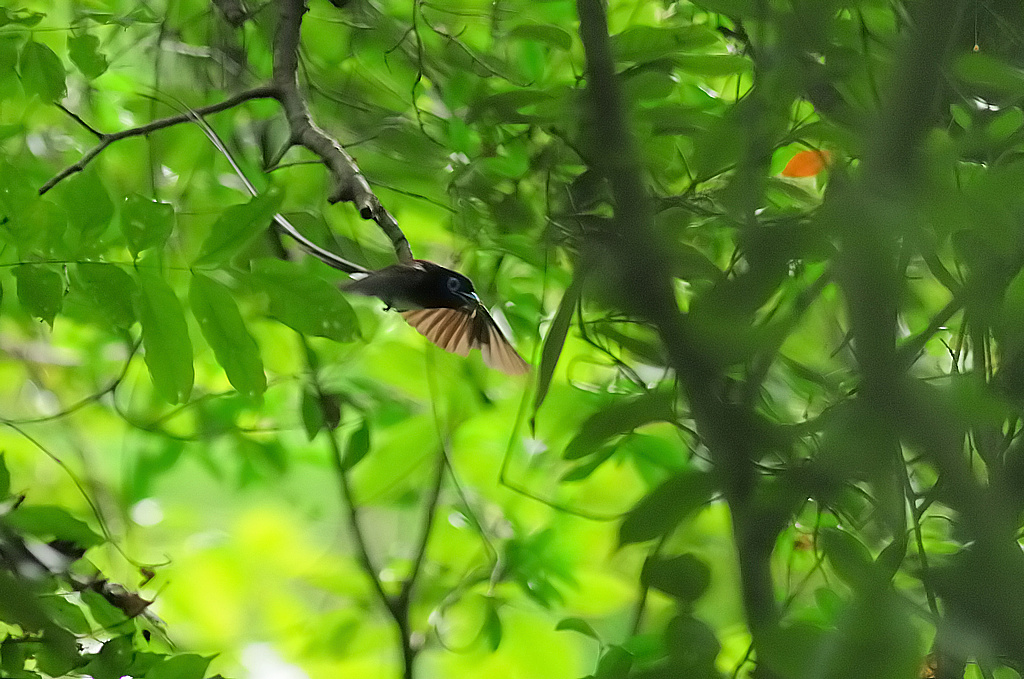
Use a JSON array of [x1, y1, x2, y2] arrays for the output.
[[0, 0, 1023, 678]]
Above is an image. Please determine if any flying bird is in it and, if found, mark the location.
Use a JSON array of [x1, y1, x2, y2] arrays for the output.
[[184, 107, 527, 374], [346, 260, 530, 375]]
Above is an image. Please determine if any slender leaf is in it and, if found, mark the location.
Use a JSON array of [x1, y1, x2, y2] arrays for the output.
[[620, 470, 716, 544], [534, 272, 584, 413], [134, 269, 194, 404], [193, 187, 282, 266], [189, 274, 265, 397], [565, 390, 675, 460]]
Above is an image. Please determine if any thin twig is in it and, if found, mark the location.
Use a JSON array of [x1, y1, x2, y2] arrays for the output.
[[39, 86, 279, 195]]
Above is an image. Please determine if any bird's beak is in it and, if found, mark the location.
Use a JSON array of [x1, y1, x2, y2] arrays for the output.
[[456, 290, 480, 308]]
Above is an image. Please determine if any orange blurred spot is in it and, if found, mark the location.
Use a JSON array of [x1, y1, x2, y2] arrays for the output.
[[782, 149, 832, 178]]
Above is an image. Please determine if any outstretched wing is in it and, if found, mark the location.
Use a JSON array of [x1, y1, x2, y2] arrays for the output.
[[400, 308, 474, 357], [401, 306, 529, 375]]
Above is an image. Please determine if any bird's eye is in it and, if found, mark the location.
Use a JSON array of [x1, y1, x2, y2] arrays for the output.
[[446, 277, 461, 292]]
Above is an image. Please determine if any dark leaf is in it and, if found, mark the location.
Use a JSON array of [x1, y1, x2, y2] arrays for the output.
[[565, 390, 675, 460], [507, 24, 573, 51], [0, 453, 9, 498], [820, 527, 874, 589], [620, 470, 716, 544], [340, 420, 371, 471], [555, 617, 600, 640], [5, 505, 104, 548], [68, 33, 107, 79], [641, 554, 712, 603], [595, 645, 632, 679], [534, 273, 583, 413], [482, 600, 502, 652]]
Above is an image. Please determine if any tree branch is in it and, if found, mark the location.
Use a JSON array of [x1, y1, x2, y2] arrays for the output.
[[274, 0, 413, 263], [38, 86, 279, 196], [575, 0, 781, 650], [303, 338, 433, 679]]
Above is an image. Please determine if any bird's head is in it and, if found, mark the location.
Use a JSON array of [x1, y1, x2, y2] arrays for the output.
[[422, 261, 479, 309]]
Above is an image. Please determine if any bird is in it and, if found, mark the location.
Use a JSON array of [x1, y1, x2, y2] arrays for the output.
[[345, 260, 530, 375], [183, 108, 528, 374]]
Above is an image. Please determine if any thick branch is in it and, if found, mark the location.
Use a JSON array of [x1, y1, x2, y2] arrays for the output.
[[575, 0, 780, 645], [274, 0, 413, 262], [39, 86, 278, 196]]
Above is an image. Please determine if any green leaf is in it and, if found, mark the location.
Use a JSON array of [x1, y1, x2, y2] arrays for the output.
[[0, 35, 22, 99], [18, 41, 65, 102], [820, 527, 874, 589], [612, 25, 721, 64], [0, 453, 9, 498], [301, 387, 323, 439], [987, 107, 1023, 143], [641, 554, 712, 603], [664, 614, 720, 670], [482, 599, 503, 652], [63, 169, 113, 248], [250, 258, 358, 342], [80, 636, 133, 679], [564, 390, 675, 460], [620, 469, 716, 544], [692, 0, 753, 15], [121, 194, 174, 258], [74, 262, 137, 329], [193, 187, 282, 266], [144, 653, 212, 679], [675, 53, 751, 76], [534, 273, 583, 413], [189, 274, 266, 398], [0, 7, 44, 26], [559, 444, 617, 482], [67, 33, 107, 79], [5, 505, 103, 548], [340, 420, 371, 471], [507, 24, 572, 51], [14, 264, 63, 327], [303, 388, 341, 439], [0, 191, 65, 257], [555, 617, 600, 640], [80, 590, 127, 630], [595, 646, 632, 679], [41, 596, 91, 635], [134, 269, 194, 404], [468, 89, 555, 124], [955, 53, 1024, 96]]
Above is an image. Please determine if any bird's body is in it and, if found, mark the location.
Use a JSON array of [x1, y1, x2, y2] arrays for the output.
[[345, 260, 529, 375]]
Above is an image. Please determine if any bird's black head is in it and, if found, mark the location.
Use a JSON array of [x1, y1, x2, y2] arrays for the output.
[[420, 261, 479, 309]]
